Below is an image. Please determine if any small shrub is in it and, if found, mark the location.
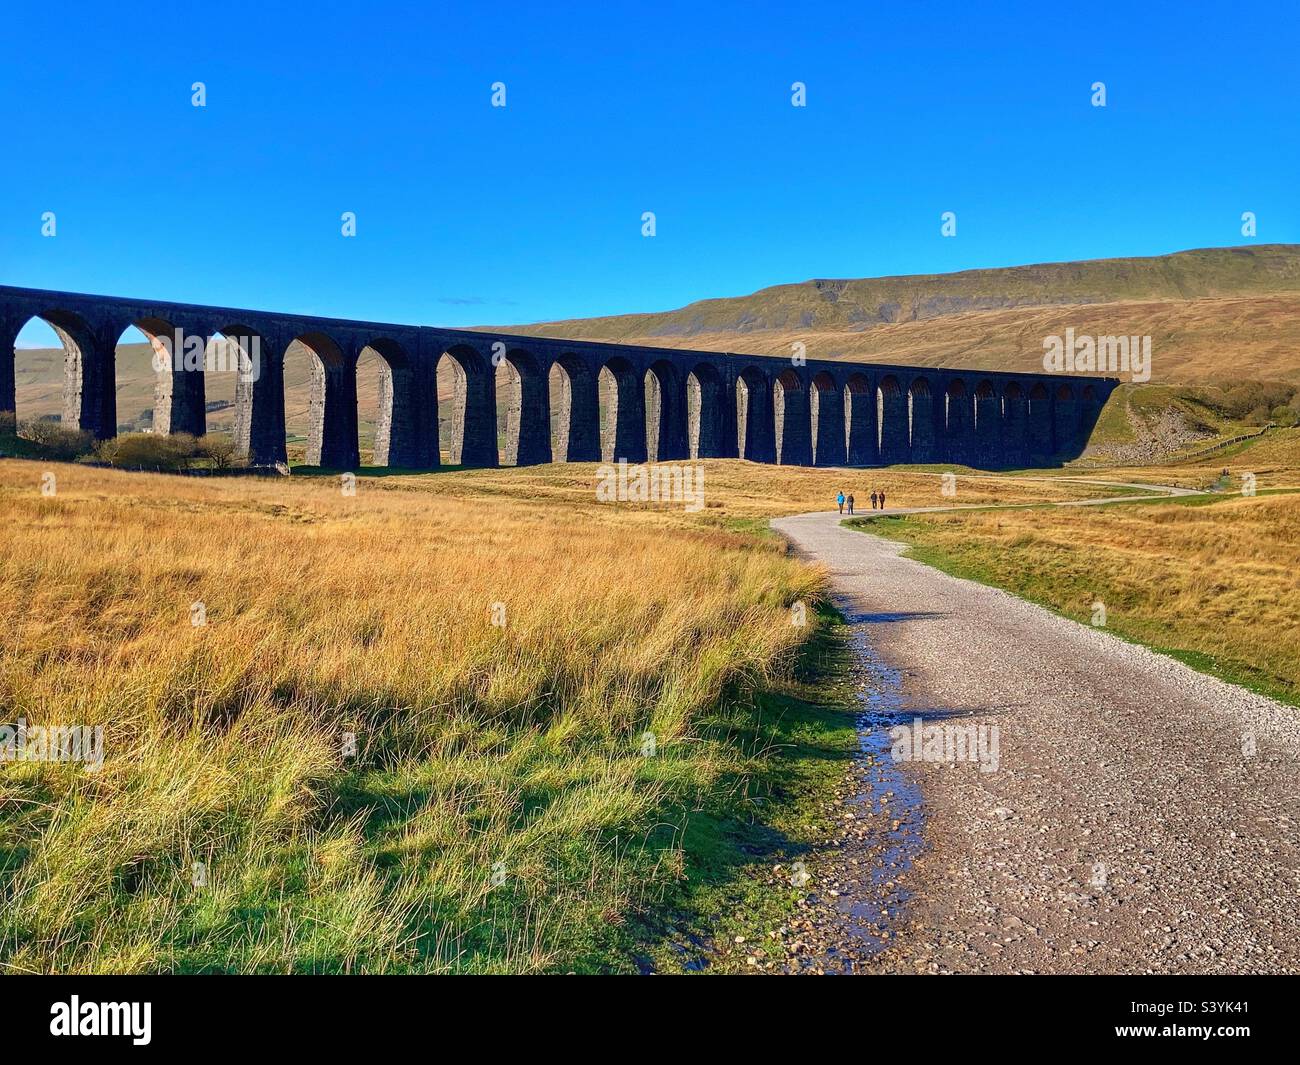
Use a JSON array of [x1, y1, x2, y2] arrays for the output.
[[20, 418, 95, 461], [196, 433, 244, 471], [1201, 379, 1297, 423], [97, 432, 199, 471], [1270, 405, 1299, 428]]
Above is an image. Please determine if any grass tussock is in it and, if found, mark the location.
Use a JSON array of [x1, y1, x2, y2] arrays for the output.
[[0, 459, 828, 973]]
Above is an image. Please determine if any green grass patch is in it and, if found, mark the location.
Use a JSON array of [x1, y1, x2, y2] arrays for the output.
[[630, 610, 857, 973], [849, 512, 1300, 708]]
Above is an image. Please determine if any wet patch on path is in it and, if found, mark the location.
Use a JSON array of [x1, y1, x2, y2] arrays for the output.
[[782, 611, 926, 974]]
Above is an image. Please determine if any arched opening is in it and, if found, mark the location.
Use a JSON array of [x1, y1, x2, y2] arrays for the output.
[[908, 377, 935, 463], [437, 344, 496, 467], [496, 347, 550, 466], [810, 371, 845, 467], [599, 356, 646, 463], [284, 331, 354, 468], [355, 345, 386, 465], [877, 375, 907, 463], [644, 360, 688, 462], [944, 379, 971, 464], [112, 325, 150, 434], [973, 379, 1000, 466], [358, 337, 418, 467], [686, 362, 726, 458], [6, 312, 97, 443], [736, 367, 773, 463], [845, 373, 874, 464], [773, 369, 811, 466], [549, 354, 599, 462], [8, 319, 63, 431], [111, 317, 194, 438]]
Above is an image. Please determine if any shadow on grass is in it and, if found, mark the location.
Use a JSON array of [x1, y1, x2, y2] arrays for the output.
[[608, 605, 859, 975]]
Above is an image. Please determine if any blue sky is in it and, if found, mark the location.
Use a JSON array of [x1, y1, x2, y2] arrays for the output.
[[2, 0, 1296, 345]]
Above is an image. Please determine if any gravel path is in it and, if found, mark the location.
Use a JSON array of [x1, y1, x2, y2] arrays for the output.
[[771, 508, 1300, 975]]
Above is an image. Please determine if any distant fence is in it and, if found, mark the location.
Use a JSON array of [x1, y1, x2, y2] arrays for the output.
[[1175, 424, 1274, 463]]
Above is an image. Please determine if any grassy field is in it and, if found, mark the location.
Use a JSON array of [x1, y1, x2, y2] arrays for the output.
[[850, 489, 1300, 706], [0, 458, 855, 974], [401, 459, 1115, 520], [8, 245, 1298, 974], [2, 439, 1292, 972], [0, 453, 1123, 974]]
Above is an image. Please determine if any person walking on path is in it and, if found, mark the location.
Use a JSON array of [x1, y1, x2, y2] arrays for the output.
[[836, 490, 845, 514], [847, 493, 855, 515], [878, 489, 886, 510], [870, 490, 878, 510]]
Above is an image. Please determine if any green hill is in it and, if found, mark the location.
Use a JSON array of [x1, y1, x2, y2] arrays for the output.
[[491, 244, 1300, 347]]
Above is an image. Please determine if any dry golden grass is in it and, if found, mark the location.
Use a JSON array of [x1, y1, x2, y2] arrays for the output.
[[0, 458, 827, 973], [1067, 427, 1300, 490], [0, 452, 1240, 973], [397, 459, 1115, 523], [864, 491, 1300, 703]]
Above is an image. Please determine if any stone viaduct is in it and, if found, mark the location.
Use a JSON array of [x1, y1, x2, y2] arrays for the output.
[[0, 285, 1118, 470]]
